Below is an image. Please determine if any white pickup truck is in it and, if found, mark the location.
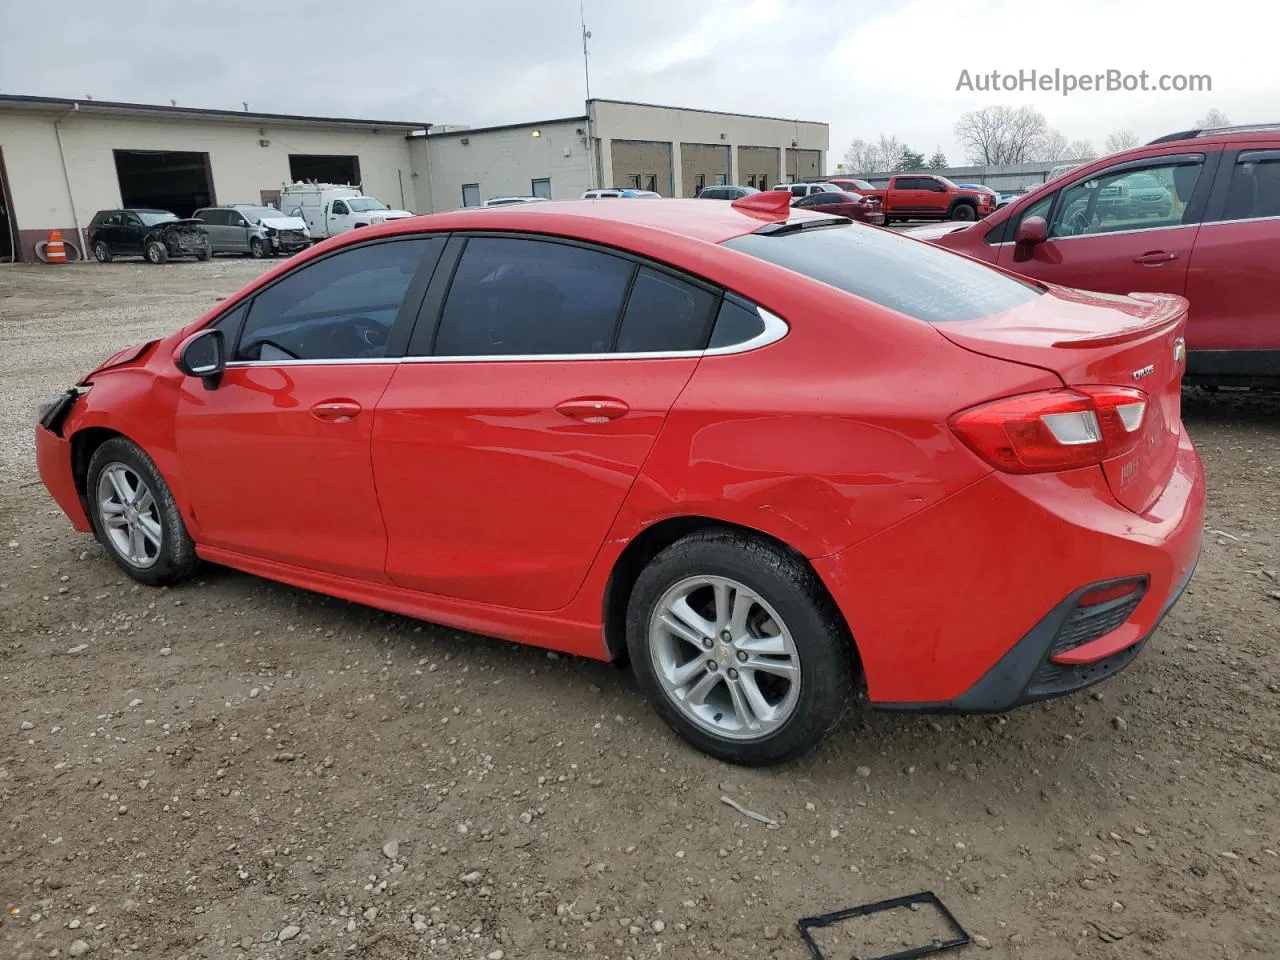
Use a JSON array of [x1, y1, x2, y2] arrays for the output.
[[279, 182, 414, 240]]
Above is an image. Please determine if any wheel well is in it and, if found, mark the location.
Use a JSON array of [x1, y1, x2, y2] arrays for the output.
[[70, 427, 124, 503], [600, 516, 857, 669]]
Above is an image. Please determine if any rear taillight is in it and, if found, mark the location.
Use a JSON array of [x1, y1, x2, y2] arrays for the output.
[[950, 387, 1147, 473]]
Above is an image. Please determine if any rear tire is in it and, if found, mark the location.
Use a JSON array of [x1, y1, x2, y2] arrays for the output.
[[626, 530, 855, 766], [85, 437, 198, 586], [93, 240, 113, 263], [145, 240, 169, 264]]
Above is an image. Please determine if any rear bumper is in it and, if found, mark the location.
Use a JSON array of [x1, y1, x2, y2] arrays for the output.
[[813, 428, 1205, 709], [36, 423, 92, 532]]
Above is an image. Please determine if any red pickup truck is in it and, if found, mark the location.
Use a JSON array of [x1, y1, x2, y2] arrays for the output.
[[833, 174, 994, 224]]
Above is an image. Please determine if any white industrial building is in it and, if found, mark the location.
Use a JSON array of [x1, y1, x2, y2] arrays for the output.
[[1, 94, 828, 262]]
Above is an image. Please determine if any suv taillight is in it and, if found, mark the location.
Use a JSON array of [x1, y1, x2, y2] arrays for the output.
[[950, 387, 1147, 473]]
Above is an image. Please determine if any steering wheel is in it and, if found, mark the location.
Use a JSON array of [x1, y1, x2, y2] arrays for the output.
[[322, 318, 389, 359], [1065, 207, 1092, 236]]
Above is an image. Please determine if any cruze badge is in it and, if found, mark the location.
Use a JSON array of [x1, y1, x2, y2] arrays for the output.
[[1132, 364, 1155, 380], [1174, 337, 1186, 363]]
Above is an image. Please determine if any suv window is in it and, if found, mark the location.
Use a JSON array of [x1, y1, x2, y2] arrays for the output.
[[197, 209, 228, 226], [615, 268, 718, 353], [432, 238, 633, 357], [233, 238, 443, 362], [1049, 159, 1202, 238], [1221, 150, 1280, 221], [723, 223, 1042, 323]]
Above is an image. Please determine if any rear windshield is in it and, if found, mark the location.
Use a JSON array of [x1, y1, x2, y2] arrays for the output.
[[722, 223, 1042, 322]]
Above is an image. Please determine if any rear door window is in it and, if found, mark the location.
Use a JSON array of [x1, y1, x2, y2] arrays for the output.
[[1217, 150, 1280, 221], [614, 268, 717, 353], [723, 224, 1042, 322], [432, 237, 633, 356]]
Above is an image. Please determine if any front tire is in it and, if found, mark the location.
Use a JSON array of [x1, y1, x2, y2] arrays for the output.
[[86, 437, 198, 586], [145, 240, 169, 264], [950, 203, 977, 221], [93, 240, 113, 263], [249, 237, 267, 258], [196, 243, 212, 262], [626, 531, 855, 766]]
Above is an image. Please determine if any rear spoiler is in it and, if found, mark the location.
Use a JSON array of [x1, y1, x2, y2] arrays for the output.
[[1050, 292, 1187, 348]]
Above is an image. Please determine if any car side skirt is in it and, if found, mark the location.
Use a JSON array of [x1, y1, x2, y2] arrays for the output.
[[195, 544, 610, 659]]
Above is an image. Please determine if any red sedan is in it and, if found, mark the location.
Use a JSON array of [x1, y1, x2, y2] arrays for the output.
[[36, 191, 1204, 765], [791, 188, 885, 225]]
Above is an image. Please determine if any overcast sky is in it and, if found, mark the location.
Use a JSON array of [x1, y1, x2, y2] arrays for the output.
[[2, 0, 1273, 169]]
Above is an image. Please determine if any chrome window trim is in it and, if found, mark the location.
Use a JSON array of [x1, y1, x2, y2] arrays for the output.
[[222, 307, 787, 367], [987, 221, 1199, 247], [1199, 212, 1280, 227]]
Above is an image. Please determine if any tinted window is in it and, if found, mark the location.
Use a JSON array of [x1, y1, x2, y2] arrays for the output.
[[1221, 152, 1280, 221], [233, 238, 443, 362], [433, 238, 633, 357], [330, 200, 350, 216], [196, 209, 227, 226], [723, 224, 1042, 323], [796, 193, 842, 207], [615, 269, 717, 353], [1049, 160, 1201, 238], [708, 296, 766, 348]]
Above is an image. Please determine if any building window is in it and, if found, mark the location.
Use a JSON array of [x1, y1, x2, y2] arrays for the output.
[[715, 174, 727, 186], [644, 175, 658, 193], [531, 178, 552, 199], [695, 174, 706, 193], [461, 183, 481, 207], [628, 175, 642, 189]]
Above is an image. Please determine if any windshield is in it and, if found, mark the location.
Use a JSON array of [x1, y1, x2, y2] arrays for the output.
[[934, 175, 960, 189], [238, 206, 289, 223], [722, 223, 1042, 323], [346, 197, 387, 212], [136, 211, 179, 226], [854, 180, 875, 191]]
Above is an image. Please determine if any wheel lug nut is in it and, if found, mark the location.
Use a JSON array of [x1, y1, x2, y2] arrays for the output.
[[727, 668, 739, 680], [702, 637, 713, 649], [736, 651, 748, 662], [720, 630, 732, 643], [706, 661, 718, 672]]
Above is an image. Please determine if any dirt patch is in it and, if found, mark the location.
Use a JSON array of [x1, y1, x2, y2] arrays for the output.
[[1, 262, 1277, 959]]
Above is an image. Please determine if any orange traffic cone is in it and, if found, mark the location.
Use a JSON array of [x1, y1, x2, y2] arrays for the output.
[[46, 229, 67, 264]]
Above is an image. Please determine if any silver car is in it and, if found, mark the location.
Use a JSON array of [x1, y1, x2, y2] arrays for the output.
[[192, 206, 311, 258]]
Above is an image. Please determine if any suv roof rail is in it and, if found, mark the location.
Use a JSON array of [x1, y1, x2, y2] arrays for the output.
[[1148, 122, 1280, 144]]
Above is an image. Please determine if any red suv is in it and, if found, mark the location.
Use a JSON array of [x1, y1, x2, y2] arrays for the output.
[[928, 125, 1280, 387]]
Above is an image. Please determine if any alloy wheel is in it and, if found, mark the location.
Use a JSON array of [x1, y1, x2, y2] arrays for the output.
[[648, 575, 801, 740], [96, 462, 163, 568]]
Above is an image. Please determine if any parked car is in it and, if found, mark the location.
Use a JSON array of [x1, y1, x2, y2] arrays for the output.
[[279, 182, 413, 240], [36, 193, 1203, 765], [772, 182, 841, 198], [193, 206, 310, 257], [582, 188, 662, 199], [1047, 163, 1082, 182], [825, 178, 879, 194], [870, 174, 995, 224], [957, 183, 1000, 202], [87, 209, 211, 264], [791, 189, 885, 225], [697, 185, 759, 200], [482, 196, 552, 206], [928, 124, 1280, 387]]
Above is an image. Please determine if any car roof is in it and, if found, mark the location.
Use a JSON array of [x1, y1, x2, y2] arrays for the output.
[[375, 198, 824, 245]]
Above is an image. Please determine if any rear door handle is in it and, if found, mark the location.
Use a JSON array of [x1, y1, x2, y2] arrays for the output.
[[1133, 251, 1177, 265], [555, 397, 629, 422], [311, 399, 362, 422]]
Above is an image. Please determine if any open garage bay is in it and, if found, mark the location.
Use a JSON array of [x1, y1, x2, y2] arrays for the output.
[[0, 262, 1277, 959]]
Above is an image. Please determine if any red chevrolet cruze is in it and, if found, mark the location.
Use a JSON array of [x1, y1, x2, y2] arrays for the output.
[[36, 192, 1204, 765]]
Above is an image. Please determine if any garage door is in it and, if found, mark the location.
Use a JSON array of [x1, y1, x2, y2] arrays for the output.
[[609, 140, 673, 196], [113, 150, 214, 219], [680, 143, 730, 197]]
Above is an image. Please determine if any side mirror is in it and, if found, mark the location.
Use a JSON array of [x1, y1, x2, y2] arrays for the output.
[[1013, 215, 1047, 261], [175, 328, 226, 389]]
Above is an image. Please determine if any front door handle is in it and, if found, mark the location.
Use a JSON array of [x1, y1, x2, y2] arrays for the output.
[[1133, 251, 1177, 265], [555, 397, 629, 422], [311, 399, 362, 422]]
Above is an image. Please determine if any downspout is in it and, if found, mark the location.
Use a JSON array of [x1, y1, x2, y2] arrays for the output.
[[54, 103, 86, 256]]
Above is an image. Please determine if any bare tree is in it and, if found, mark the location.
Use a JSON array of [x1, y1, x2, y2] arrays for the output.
[[1065, 139, 1097, 161], [841, 134, 904, 175], [954, 105, 1049, 165], [1104, 129, 1140, 153], [1041, 129, 1070, 161], [1196, 107, 1231, 129]]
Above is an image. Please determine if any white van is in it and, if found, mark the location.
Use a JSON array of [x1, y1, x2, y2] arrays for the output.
[[278, 182, 414, 240]]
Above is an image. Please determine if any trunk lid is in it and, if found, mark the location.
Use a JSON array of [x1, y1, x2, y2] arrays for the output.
[[938, 284, 1188, 515]]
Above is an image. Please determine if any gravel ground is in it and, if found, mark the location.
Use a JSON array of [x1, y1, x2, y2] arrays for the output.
[[1, 261, 1277, 960]]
